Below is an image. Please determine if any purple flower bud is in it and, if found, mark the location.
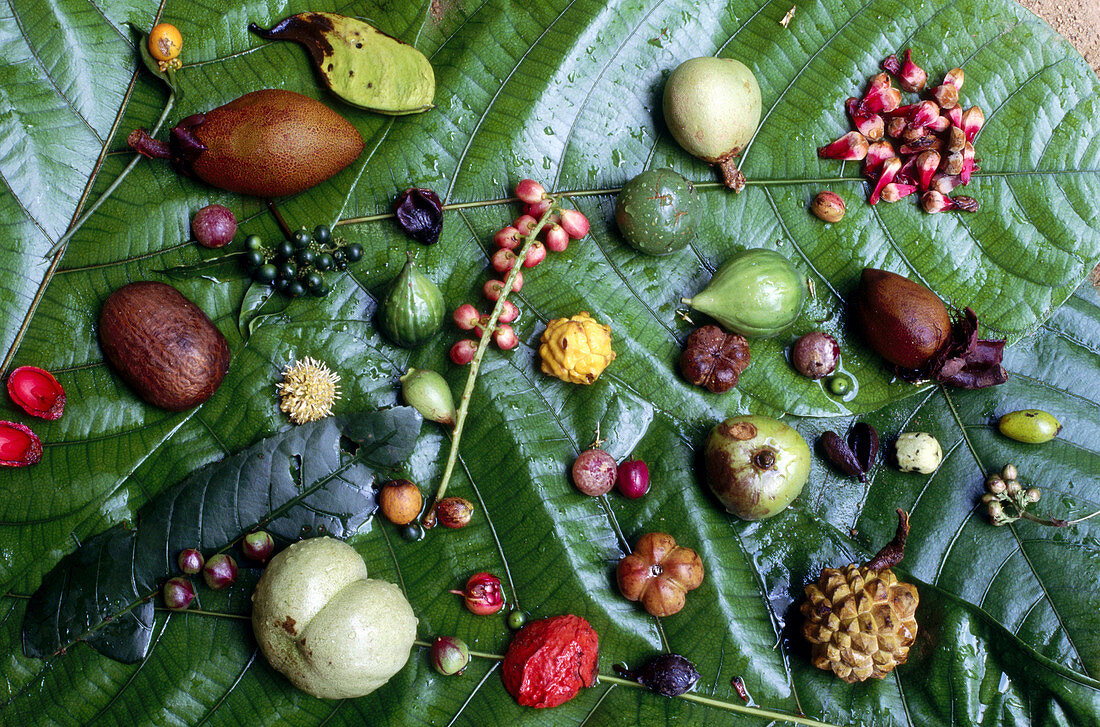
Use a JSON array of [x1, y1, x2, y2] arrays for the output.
[[242, 531, 274, 563], [203, 553, 238, 590], [431, 636, 471, 675], [178, 548, 204, 575], [163, 577, 196, 611]]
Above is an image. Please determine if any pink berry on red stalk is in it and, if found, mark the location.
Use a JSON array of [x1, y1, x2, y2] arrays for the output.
[[544, 223, 569, 252], [522, 241, 546, 268], [559, 209, 590, 239], [515, 179, 546, 205], [526, 199, 552, 218], [453, 304, 481, 330], [616, 458, 650, 499], [492, 248, 518, 274], [494, 325, 519, 350], [450, 340, 478, 365], [498, 300, 520, 324], [513, 214, 538, 236], [494, 226, 521, 250]]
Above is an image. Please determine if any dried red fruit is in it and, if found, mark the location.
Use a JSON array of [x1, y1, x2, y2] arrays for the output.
[[394, 188, 444, 245], [502, 614, 599, 708], [881, 49, 927, 93], [7, 366, 65, 420], [0, 420, 42, 467], [679, 325, 751, 393]]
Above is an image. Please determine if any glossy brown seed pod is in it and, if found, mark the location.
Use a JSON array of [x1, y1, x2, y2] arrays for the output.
[[680, 325, 751, 393], [853, 268, 951, 371], [129, 90, 364, 197], [99, 282, 231, 411]]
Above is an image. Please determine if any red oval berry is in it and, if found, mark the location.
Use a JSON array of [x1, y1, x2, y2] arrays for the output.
[[494, 324, 519, 350], [572, 448, 616, 496], [453, 304, 481, 330], [0, 420, 42, 467], [616, 458, 650, 499], [560, 209, 590, 239], [492, 248, 518, 274], [494, 226, 521, 250], [450, 339, 478, 365], [498, 300, 520, 324], [515, 179, 546, 205], [513, 214, 538, 235], [7, 366, 65, 420], [522, 241, 546, 268], [526, 199, 552, 218], [544, 223, 569, 252]]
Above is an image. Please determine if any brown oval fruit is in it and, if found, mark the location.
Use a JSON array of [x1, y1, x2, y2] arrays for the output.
[[379, 479, 422, 525], [99, 282, 231, 411], [129, 89, 364, 197], [853, 268, 951, 371]]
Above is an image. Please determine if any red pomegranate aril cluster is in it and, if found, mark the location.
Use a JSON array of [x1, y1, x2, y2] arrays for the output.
[[817, 50, 983, 214], [450, 179, 590, 365]]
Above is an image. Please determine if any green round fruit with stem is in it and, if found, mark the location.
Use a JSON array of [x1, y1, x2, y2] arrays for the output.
[[244, 250, 265, 269], [345, 243, 364, 262], [615, 168, 703, 256], [315, 253, 334, 271], [704, 415, 810, 520], [663, 57, 761, 189], [287, 280, 306, 298], [254, 264, 278, 284], [297, 248, 316, 266], [293, 229, 312, 249], [682, 248, 806, 338], [313, 224, 332, 246], [245, 234, 264, 251], [277, 240, 296, 258]]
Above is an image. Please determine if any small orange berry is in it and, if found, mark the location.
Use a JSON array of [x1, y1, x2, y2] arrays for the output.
[[379, 479, 423, 525], [148, 23, 183, 62]]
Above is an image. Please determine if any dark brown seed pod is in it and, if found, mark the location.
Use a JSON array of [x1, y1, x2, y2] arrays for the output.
[[820, 423, 879, 482], [865, 509, 910, 572], [128, 89, 364, 197], [394, 188, 444, 245], [680, 325, 751, 393]]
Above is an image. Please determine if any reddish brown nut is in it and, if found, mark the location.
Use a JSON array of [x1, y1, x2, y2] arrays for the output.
[[680, 325, 751, 393], [616, 532, 704, 617], [811, 191, 846, 223], [436, 497, 474, 529], [379, 479, 422, 525], [791, 332, 840, 379]]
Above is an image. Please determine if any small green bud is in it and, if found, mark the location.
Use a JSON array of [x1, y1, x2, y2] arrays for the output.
[[400, 368, 457, 426], [431, 636, 470, 676], [507, 609, 528, 630], [242, 531, 275, 563]]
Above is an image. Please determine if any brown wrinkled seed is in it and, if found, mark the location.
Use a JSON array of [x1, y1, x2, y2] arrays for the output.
[[680, 325, 751, 393]]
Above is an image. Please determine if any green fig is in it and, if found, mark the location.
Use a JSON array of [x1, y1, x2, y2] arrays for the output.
[[128, 89, 364, 197], [399, 368, 456, 426], [380, 254, 445, 348], [250, 13, 435, 115], [704, 415, 810, 520], [681, 249, 805, 338], [663, 57, 761, 190]]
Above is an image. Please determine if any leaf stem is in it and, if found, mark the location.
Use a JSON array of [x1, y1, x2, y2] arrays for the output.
[[265, 199, 295, 240], [45, 91, 177, 259], [421, 202, 557, 527]]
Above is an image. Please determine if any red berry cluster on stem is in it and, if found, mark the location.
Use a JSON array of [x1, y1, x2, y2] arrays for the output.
[[449, 179, 590, 365]]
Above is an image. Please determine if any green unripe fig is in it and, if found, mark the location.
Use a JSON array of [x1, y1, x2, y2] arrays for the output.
[[704, 415, 810, 520], [380, 254, 445, 348], [615, 168, 703, 256], [998, 409, 1062, 444], [663, 57, 761, 189], [682, 249, 806, 338], [400, 367, 456, 426], [252, 537, 417, 699]]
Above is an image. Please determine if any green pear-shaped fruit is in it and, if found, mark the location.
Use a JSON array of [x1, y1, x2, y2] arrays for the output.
[[682, 248, 805, 338], [399, 367, 456, 426], [251, 537, 417, 699], [663, 57, 761, 189], [704, 415, 810, 520], [380, 253, 445, 348]]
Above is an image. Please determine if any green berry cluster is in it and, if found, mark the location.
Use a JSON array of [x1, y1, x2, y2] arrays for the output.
[[242, 224, 364, 298]]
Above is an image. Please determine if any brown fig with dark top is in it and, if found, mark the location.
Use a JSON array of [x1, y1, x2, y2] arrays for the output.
[[128, 89, 364, 197], [853, 268, 950, 371], [99, 282, 231, 411]]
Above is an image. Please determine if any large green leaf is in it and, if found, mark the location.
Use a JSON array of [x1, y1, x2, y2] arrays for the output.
[[2, 0, 1099, 724]]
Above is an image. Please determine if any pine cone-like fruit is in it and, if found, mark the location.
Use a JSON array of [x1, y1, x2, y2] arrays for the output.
[[800, 509, 919, 682]]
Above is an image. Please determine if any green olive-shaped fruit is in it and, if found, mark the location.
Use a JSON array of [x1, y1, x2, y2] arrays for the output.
[[399, 367, 456, 426], [998, 409, 1062, 444], [380, 254, 445, 348], [615, 169, 703, 256], [704, 415, 810, 520], [682, 249, 806, 338], [251, 537, 417, 699]]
